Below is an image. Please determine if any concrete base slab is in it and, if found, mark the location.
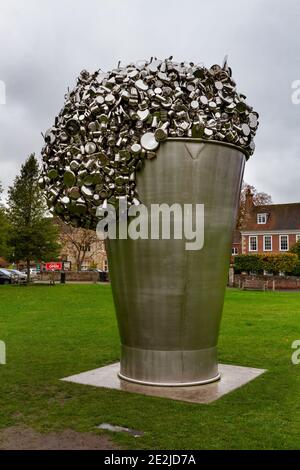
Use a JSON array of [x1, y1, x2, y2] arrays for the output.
[[61, 362, 266, 404]]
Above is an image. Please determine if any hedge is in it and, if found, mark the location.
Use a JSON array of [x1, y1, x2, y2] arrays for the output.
[[234, 253, 298, 274]]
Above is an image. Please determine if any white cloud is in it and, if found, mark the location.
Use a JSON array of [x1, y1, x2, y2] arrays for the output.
[[0, 0, 300, 203]]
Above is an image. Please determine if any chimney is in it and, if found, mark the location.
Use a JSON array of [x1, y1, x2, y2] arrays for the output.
[[245, 188, 254, 212]]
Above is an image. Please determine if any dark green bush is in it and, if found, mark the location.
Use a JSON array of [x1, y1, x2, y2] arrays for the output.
[[234, 255, 263, 274], [286, 261, 300, 277]]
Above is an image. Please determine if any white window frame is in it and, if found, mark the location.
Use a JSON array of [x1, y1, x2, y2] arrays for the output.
[[296, 234, 300, 243], [232, 247, 238, 256], [279, 235, 289, 251], [249, 235, 258, 252], [257, 213, 267, 224], [263, 235, 272, 252]]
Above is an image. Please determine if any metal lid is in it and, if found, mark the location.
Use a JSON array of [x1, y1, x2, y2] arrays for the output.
[[141, 132, 159, 151]]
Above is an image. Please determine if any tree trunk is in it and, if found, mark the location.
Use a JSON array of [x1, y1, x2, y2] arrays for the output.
[[26, 258, 30, 285], [77, 250, 85, 271], [77, 254, 81, 272]]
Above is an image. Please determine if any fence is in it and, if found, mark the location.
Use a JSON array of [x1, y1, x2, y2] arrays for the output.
[[37, 271, 100, 283], [232, 273, 300, 290]]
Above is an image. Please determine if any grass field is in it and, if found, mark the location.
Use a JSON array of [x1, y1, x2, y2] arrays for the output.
[[0, 284, 299, 449]]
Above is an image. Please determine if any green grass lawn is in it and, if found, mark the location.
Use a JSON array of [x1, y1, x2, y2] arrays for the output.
[[0, 284, 299, 449]]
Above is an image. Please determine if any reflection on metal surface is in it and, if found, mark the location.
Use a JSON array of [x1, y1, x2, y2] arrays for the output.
[[107, 140, 245, 386]]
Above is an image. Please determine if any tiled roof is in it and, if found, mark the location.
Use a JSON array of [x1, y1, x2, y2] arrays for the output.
[[232, 229, 241, 243], [241, 203, 300, 231]]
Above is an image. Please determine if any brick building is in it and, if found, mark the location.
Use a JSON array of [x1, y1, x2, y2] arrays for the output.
[[231, 230, 242, 256], [236, 190, 300, 255]]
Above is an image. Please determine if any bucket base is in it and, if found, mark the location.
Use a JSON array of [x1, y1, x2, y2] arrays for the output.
[[118, 371, 221, 387], [119, 345, 219, 386]]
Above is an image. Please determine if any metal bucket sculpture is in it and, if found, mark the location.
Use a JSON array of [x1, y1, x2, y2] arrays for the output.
[[40, 58, 258, 387], [107, 139, 245, 386]]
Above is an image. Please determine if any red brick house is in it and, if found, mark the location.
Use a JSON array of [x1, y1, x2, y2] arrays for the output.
[[231, 230, 242, 256], [237, 190, 300, 255]]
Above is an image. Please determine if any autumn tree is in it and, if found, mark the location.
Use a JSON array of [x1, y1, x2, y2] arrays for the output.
[[237, 182, 272, 229]]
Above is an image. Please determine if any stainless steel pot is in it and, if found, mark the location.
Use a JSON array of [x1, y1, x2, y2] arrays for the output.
[[106, 139, 246, 386]]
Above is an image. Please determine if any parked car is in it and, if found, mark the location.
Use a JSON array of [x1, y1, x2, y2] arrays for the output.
[[20, 268, 38, 279], [7, 269, 28, 284], [0, 268, 17, 285]]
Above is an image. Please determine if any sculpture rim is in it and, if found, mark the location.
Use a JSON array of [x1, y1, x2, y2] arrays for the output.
[[164, 137, 250, 159], [118, 371, 221, 387]]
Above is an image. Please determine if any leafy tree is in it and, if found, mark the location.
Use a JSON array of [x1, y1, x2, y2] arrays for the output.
[[289, 240, 300, 276], [0, 182, 10, 260], [237, 182, 272, 228], [0, 209, 10, 260], [7, 154, 60, 283]]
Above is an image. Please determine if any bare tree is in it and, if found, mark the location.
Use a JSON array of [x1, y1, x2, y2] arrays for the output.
[[56, 219, 106, 271]]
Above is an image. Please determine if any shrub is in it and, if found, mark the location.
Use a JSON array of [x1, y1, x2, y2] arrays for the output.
[[287, 261, 300, 277], [289, 241, 300, 275], [234, 253, 298, 275], [234, 255, 263, 274], [290, 240, 300, 258]]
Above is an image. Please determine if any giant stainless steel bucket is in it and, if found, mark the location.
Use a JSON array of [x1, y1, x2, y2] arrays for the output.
[[106, 139, 246, 386]]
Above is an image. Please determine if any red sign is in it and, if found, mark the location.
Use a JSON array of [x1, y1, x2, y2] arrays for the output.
[[45, 262, 63, 271]]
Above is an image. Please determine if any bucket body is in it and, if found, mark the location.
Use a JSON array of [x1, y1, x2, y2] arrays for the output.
[[106, 139, 245, 386]]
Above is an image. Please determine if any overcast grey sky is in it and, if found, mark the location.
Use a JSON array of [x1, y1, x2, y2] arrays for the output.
[[0, 0, 299, 203]]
